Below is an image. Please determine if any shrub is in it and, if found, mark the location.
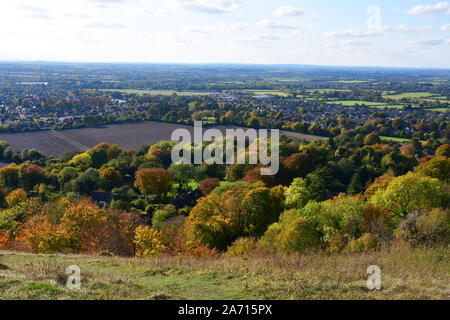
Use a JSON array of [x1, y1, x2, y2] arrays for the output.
[[182, 240, 218, 258], [326, 232, 350, 253], [344, 233, 378, 253], [151, 205, 177, 230], [134, 225, 166, 257], [0, 229, 8, 247], [225, 237, 257, 258], [360, 205, 395, 243], [278, 217, 321, 254], [415, 209, 449, 244], [22, 220, 72, 253], [398, 209, 449, 245], [257, 223, 282, 251]]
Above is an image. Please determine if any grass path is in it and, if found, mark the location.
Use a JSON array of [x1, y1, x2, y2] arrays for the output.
[[0, 245, 448, 300]]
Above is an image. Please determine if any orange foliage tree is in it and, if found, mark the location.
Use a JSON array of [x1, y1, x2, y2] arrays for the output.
[[6, 188, 28, 207], [199, 177, 220, 196], [134, 168, 173, 197], [61, 199, 106, 252]]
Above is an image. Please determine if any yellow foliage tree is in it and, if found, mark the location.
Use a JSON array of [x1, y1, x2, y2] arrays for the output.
[[6, 188, 27, 207], [134, 225, 166, 257]]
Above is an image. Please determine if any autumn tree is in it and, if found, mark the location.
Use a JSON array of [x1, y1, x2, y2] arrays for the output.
[[107, 144, 124, 161], [284, 178, 311, 209], [0, 164, 20, 189], [134, 168, 173, 197], [416, 156, 450, 183], [185, 185, 284, 250], [100, 167, 123, 191], [21, 164, 44, 190], [6, 188, 27, 207], [58, 166, 78, 188], [61, 199, 106, 251], [370, 172, 448, 218], [364, 132, 381, 145], [199, 177, 220, 196], [435, 144, 450, 157], [282, 152, 313, 182]]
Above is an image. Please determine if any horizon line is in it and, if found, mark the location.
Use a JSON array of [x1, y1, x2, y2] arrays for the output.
[[0, 60, 449, 71]]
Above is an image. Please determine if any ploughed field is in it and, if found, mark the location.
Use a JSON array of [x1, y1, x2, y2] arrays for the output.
[[0, 121, 324, 156]]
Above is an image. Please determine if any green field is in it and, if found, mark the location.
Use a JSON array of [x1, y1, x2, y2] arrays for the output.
[[384, 92, 434, 100], [99, 89, 218, 96], [430, 108, 450, 113], [304, 89, 352, 94], [329, 100, 385, 106], [333, 80, 370, 83], [264, 77, 311, 82], [241, 90, 289, 97], [0, 244, 448, 300], [380, 136, 411, 142]]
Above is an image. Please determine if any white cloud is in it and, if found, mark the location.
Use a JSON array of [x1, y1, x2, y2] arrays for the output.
[[85, 22, 127, 29], [392, 24, 434, 33], [325, 39, 372, 49], [181, 21, 248, 35], [17, 4, 54, 19], [231, 34, 284, 47], [256, 20, 297, 30], [409, 38, 444, 47], [406, 2, 450, 17], [166, 0, 242, 14], [323, 26, 388, 38], [86, 0, 127, 2], [441, 24, 450, 31], [273, 6, 304, 17]]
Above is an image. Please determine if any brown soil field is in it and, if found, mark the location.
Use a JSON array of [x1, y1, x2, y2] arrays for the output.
[[0, 121, 325, 156]]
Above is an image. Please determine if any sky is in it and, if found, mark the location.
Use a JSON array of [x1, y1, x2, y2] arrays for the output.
[[0, 0, 449, 68]]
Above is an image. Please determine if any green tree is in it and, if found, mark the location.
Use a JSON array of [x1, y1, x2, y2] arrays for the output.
[[100, 167, 123, 191], [370, 172, 448, 218], [285, 178, 311, 209], [90, 148, 108, 169], [0, 164, 20, 189], [364, 132, 381, 145], [168, 163, 195, 192], [416, 156, 450, 183], [75, 168, 100, 194]]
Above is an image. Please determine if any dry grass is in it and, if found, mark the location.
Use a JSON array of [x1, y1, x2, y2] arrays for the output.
[[0, 243, 448, 300]]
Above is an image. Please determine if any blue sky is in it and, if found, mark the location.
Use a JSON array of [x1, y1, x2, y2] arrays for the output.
[[0, 0, 449, 68]]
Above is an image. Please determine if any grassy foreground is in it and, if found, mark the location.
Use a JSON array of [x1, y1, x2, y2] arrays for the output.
[[0, 244, 448, 300]]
